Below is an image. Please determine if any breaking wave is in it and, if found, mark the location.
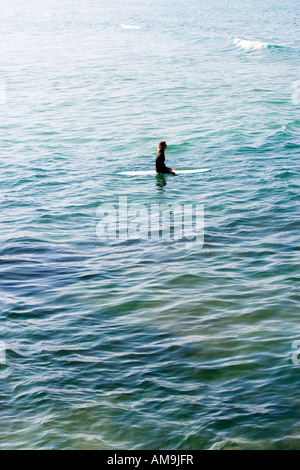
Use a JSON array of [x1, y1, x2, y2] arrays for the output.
[[120, 24, 142, 30], [233, 37, 269, 51]]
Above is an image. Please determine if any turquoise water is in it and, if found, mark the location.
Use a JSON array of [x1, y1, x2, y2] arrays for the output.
[[1, 0, 300, 450]]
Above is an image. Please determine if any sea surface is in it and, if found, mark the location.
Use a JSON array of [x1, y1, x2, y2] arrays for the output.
[[0, 0, 300, 450]]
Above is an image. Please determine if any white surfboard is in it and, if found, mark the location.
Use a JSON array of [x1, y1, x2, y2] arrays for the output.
[[118, 168, 211, 176]]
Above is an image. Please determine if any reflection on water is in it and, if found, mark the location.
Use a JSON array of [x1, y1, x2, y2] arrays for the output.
[[156, 174, 167, 190]]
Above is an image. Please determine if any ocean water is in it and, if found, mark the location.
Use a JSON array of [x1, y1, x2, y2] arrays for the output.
[[0, 0, 300, 450]]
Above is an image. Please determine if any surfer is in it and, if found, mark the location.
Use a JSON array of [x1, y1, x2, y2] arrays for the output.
[[155, 141, 176, 175]]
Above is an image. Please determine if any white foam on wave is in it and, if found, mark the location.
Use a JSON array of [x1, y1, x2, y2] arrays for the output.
[[120, 24, 142, 30], [233, 37, 268, 51]]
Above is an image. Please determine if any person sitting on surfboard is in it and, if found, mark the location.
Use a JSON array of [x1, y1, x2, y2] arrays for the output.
[[155, 141, 176, 175]]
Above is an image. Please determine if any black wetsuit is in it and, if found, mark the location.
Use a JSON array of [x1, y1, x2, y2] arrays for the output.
[[155, 150, 172, 174]]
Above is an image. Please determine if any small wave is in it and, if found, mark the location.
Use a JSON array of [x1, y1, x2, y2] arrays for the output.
[[210, 438, 264, 450], [275, 170, 294, 179], [233, 37, 268, 51], [120, 24, 141, 30]]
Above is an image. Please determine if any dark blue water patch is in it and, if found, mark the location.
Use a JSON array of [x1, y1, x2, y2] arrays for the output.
[[0, 238, 80, 257], [274, 169, 297, 178], [284, 141, 300, 150]]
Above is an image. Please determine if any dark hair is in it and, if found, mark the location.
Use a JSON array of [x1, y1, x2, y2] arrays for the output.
[[157, 141, 167, 155]]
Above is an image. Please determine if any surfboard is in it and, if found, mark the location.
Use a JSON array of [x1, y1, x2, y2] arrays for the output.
[[118, 169, 211, 176]]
